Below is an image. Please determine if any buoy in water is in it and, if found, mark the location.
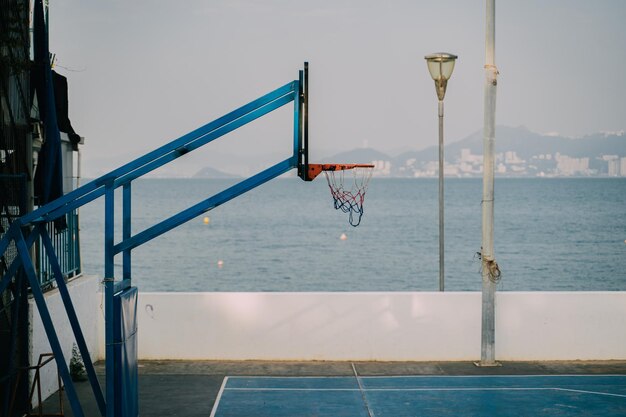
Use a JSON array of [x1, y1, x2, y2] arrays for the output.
[[217, 260, 224, 268], [203, 216, 210, 225], [340, 233, 347, 241]]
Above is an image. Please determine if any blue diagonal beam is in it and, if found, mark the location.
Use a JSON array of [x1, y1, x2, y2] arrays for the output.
[[38, 224, 106, 416], [114, 158, 295, 254], [14, 229, 86, 417], [111, 91, 296, 188], [19, 81, 296, 225], [34, 187, 109, 225], [32, 85, 297, 224], [111, 81, 295, 183], [19, 180, 103, 225]]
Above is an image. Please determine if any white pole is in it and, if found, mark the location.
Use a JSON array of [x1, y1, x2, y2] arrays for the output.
[[479, 0, 499, 366]]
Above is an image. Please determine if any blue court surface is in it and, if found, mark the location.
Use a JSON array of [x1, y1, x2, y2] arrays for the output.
[[210, 374, 626, 416]]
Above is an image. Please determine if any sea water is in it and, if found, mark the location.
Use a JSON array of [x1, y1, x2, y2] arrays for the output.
[[78, 178, 626, 292]]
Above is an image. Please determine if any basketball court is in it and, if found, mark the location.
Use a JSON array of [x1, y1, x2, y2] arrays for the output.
[[211, 370, 626, 417], [7, 57, 626, 417]]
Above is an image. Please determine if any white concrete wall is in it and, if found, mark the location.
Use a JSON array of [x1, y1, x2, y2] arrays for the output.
[[136, 291, 626, 361], [29, 275, 103, 404], [26, 288, 626, 405], [496, 292, 626, 360]]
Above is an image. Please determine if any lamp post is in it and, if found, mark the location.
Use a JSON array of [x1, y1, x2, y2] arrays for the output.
[[425, 52, 457, 292]]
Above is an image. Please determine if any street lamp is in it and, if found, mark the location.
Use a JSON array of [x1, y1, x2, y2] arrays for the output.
[[425, 52, 457, 292]]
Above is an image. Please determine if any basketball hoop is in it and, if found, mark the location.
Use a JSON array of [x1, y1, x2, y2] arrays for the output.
[[307, 164, 374, 227]]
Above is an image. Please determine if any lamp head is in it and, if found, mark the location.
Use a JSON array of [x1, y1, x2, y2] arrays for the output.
[[425, 52, 458, 100]]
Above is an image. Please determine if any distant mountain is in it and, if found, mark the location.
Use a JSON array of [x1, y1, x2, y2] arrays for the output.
[[395, 126, 626, 163], [318, 127, 626, 177], [193, 166, 241, 179], [451, 126, 625, 158]]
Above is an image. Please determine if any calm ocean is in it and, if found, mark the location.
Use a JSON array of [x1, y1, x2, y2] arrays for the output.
[[78, 178, 626, 292]]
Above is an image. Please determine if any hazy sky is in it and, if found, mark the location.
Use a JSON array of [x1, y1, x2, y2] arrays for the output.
[[49, 0, 626, 174]]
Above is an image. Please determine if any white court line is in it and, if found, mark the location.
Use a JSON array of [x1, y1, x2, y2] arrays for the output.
[[361, 374, 626, 379], [226, 387, 361, 392], [352, 363, 375, 417], [223, 386, 626, 398], [223, 375, 358, 379], [224, 387, 554, 392], [554, 388, 626, 398], [209, 376, 229, 417], [219, 374, 626, 381]]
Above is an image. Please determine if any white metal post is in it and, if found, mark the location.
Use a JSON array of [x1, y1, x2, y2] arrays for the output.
[[479, 0, 499, 366]]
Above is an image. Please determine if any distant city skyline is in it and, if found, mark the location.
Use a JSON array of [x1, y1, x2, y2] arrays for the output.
[[49, 1, 626, 175]]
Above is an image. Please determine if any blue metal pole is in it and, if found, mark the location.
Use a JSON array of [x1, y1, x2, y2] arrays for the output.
[[113, 93, 296, 188], [38, 224, 106, 416], [21, 180, 102, 225], [104, 183, 115, 417], [110, 81, 295, 183], [14, 230, 86, 417], [39, 187, 106, 225], [123, 183, 131, 281]]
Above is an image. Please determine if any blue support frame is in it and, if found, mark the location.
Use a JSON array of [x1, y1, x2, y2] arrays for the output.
[[14, 228, 86, 417], [0, 64, 309, 417], [38, 224, 107, 415]]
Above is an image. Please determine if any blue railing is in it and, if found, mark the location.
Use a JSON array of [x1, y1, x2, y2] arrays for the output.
[[36, 210, 81, 287], [0, 174, 81, 288]]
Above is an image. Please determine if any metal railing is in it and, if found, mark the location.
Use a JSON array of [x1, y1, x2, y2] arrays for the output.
[[36, 210, 81, 287], [1, 174, 81, 288]]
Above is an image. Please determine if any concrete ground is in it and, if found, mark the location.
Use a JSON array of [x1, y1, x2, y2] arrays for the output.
[[41, 360, 626, 417]]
